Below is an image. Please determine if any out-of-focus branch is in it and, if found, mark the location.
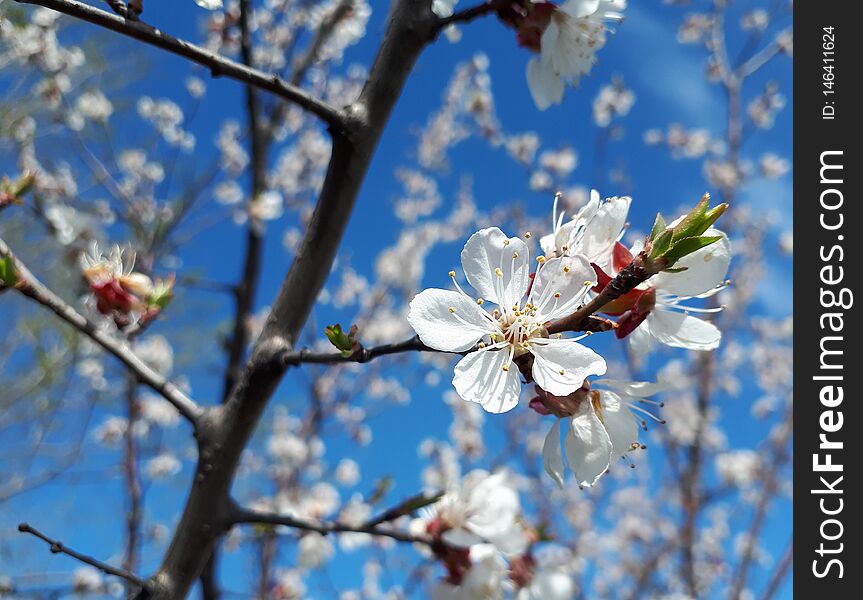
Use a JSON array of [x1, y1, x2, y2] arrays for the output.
[[282, 335, 437, 365], [738, 29, 791, 78], [221, 0, 268, 403], [728, 410, 791, 600], [122, 375, 143, 592], [435, 0, 508, 31], [757, 541, 792, 600], [231, 506, 432, 546], [291, 0, 355, 87], [0, 238, 203, 424], [18, 523, 148, 589], [13, 0, 348, 130]]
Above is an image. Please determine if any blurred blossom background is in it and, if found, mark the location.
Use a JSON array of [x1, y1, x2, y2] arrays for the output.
[[0, 0, 791, 599]]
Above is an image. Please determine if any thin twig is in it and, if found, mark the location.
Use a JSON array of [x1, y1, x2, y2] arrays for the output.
[[231, 506, 432, 546], [281, 335, 443, 366], [18, 523, 148, 589], [757, 541, 792, 600], [0, 238, 203, 423], [14, 0, 348, 130], [435, 0, 507, 32]]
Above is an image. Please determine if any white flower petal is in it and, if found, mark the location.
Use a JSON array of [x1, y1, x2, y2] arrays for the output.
[[461, 227, 530, 309], [453, 348, 522, 413], [651, 229, 730, 297], [627, 323, 653, 356], [597, 391, 639, 462], [543, 420, 565, 488], [594, 379, 665, 397], [647, 309, 722, 351], [581, 196, 630, 267], [539, 232, 557, 256], [441, 528, 483, 548], [531, 255, 595, 322], [565, 403, 613, 486], [408, 288, 493, 352], [544, 14, 602, 81], [528, 570, 576, 600], [560, 0, 602, 19], [530, 339, 606, 396], [527, 57, 564, 111]]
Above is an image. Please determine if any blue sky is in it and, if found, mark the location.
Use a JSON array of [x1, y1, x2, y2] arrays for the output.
[[1, 1, 792, 597]]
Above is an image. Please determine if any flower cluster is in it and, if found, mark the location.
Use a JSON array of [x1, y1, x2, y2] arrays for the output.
[[409, 191, 729, 487], [510, 0, 628, 110], [79, 242, 174, 328], [411, 470, 574, 599]]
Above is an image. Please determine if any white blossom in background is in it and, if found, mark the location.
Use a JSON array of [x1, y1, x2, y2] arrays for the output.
[[409, 227, 606, 413], [71, 566, 103, 594], [592, 78, 635, 127], [140, 394, 181, 428], [715, 450, 761, 488], [541, 380, 663, 487], [298, 532, 335, 569], [335, 458, 361, 486], [430, 544, 508, 600], [137, 97, 194, 151], [134, 335, 174, 376], [525, 1, 627, 110], [432, 0, 458, 18], [75, 89, 113, 123], [516, 568, 576, 600], [194, 0, 223, 10], [759, 153, 790, 179], [412, 470, 529, 557], [145, 452, 182, 480]]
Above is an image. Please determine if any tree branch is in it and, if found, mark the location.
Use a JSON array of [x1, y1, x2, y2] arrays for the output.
[[14, 0, 348, 130], [18, 523, 148, 589], [435, 0, 508, 32], [281, 335, 441, 366], [136, 3, 440, 597], [0, 238, 203, 424], [546, 257, 652, 334], [231, 506, 432, 546]]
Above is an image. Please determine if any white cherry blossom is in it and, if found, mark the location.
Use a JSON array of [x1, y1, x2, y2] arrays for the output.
[[613, 230, 731, 355], [527, 0, 627, 110], [540, 189, 630, 269], [412, 470, 529, 557], [408, 227, 607, 414], [543, 380, 664, 487]]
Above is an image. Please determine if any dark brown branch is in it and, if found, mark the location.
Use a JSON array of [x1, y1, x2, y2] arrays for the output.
[[221, 0, 268, 403], [281, 335, 441, 366], [18, 523, 148, 589], [122, 376, 143, 588], [435, 0, 508, 31], [231, 506, 432, 546], [137, 4, 439, 598], [0, 238, 202, 424], [14, 0, 348, 130], [547, 257, 651, 334]]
